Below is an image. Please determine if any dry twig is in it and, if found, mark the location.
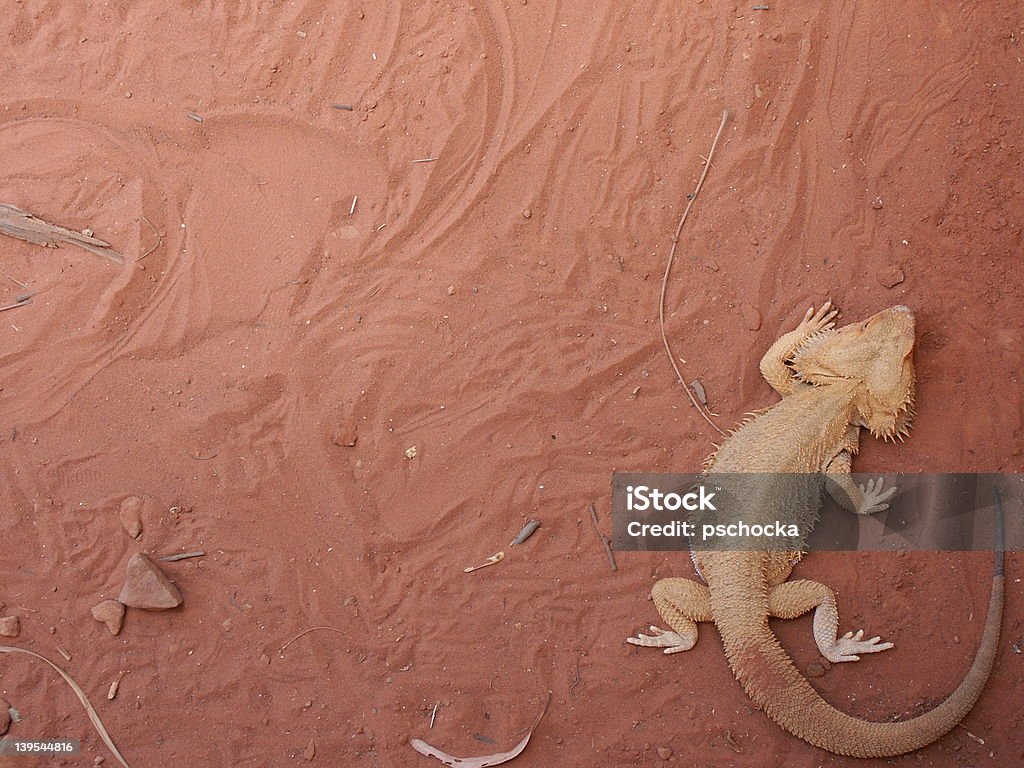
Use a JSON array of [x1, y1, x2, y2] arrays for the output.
[[658, 111, 730, 436]]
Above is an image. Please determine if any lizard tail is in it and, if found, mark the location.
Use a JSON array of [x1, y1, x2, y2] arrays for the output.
[[710, 491, 1004, 758]]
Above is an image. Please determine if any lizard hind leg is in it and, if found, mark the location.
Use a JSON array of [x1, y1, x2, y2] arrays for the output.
[[768, 579, 894, 663], [627, 578, 711, 655]]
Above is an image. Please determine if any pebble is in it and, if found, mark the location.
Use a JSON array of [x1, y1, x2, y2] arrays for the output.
[[304, 738, 316, 761], [118, 553, 183, 610], [806, 661, 827, 678], [0, 697, 9, 735], [0, 616, 20, 638], [656, 745, 673, 760], [740, 303, 762, 331], [871, 196, 884, 209], [447, 284, 456, 295], [522, 208, 531, 219], [118, 496, 144, 539], [332, 426, 358, 447], [877, 265, 905, 289], [91, 600, 126, 635]]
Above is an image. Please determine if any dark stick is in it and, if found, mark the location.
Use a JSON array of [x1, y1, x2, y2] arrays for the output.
[[588, 503, 617, 571]]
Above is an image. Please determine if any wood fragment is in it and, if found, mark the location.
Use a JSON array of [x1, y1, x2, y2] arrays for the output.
[[0, 298, 31, 313], [658, 111, 730, 436], [412, 157, 439, 164], [107, 676, 121, 700], [158, 551, 206, 562], [0, 203, 123, 263], [690, 379, 707, 405], [187, 112, 204, 123], [332, 104, 355, 111], [350, 195, 358, 215], [588, 504, 617, 571], [0, 267, 27, 288], [430, 703, 439, 729], [510, 519, 541, 546], [56, 645, 72, 662]]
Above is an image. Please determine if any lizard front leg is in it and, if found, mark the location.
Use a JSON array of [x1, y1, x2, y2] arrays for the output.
[[824, 427, 897, 514], [759, 301, 838, 396], [768, 580, 894, 663], [627, 578, 711, 654]]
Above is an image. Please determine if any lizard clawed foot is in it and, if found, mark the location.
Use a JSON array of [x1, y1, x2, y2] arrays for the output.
[[856, 477, 897, 515], [795, 300, 839, 336], [823, 629, 894, 663], [627, 626, 695, 655]]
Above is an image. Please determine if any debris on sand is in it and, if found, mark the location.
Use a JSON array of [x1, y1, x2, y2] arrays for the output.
[[118, 554, 183, 610], [91, 600, 126, 636], [0, 203, 123, 263], [463, 551, 504, 573], [877, 265, 905, 289], [510, 519, 541, 546], [0, 616, 20, 638], [410, 691, 551, 767], [118, 497, 144, 539]]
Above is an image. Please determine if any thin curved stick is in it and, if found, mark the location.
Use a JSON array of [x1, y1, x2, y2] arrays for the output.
[[279, 625, 347, 652], [659, 110, 731, 437]]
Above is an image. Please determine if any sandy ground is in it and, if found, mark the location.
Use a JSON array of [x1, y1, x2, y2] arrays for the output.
[[1, 2, 1022, 766]]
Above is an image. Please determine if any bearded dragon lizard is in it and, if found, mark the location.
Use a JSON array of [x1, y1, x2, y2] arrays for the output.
[[628, 302, 1004, 757]]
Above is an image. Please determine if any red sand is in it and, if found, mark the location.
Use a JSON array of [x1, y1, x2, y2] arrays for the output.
[[1, 2, 1022, 766]]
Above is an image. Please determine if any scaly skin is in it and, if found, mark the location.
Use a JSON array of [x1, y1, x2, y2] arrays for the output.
[[628, 303, 1003, 757]]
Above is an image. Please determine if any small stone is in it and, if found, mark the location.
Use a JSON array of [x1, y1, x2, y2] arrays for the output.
[[304, 738, 316, 761], [806, 661, 827, 678], [332, 426, 358, 447], [656, 745, 673, 760], [95, 757, 105, 765], [877, 265, 905, 289], [740, 303, 762, 331], [522, 208, 531, 219], [0, 616, 20, 637], [259, 653, 271, 665], [405, 445, 417, 459], [0, 697, 9, 735], [447, 284, 456, 295], [91, 600, 125, 635], [118, 553, 183, 610], [118, 496, 144, 539], [871, 196, 883, 209]]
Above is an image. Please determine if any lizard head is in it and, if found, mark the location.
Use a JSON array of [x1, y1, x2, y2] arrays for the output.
[[790, 305, 916, 441]]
